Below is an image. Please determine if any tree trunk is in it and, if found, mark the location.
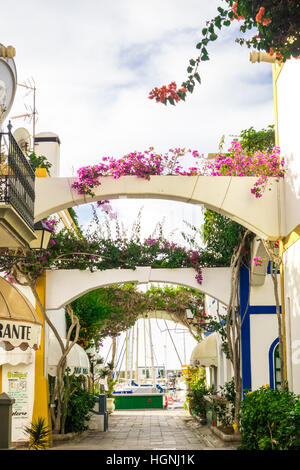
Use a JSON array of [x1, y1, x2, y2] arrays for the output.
[[108, 336, 117, 382], [30, 283, 80, 433], [225, 230, 249, 430], [262, 241, 287, 391]]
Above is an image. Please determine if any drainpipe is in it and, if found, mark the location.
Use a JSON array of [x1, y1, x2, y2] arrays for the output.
[[249, 51, 283, 145]]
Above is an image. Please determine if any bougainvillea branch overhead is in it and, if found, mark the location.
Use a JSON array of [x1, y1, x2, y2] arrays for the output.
[[148, 0, 300, 105]]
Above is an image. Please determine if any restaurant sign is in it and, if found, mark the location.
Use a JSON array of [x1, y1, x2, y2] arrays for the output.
[[0, 319, 41, 349], [73, 366, 89, 375]]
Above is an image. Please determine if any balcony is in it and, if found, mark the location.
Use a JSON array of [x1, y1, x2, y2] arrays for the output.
[[0, 123, 37, 247]]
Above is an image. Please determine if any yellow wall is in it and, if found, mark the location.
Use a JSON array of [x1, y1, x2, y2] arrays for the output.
[[32, 273, 52, 444]]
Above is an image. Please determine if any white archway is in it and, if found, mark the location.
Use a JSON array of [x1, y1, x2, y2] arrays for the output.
[[35, 175, 282, 240], [45, 266, 231, 310]]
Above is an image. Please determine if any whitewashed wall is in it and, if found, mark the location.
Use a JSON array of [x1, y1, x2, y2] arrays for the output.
[[249, 314, 278, 390], [277, 59, 300, 394], [283, 239, 300, 393], [277, 60, 300, 238], [204, 296, 232, 390]]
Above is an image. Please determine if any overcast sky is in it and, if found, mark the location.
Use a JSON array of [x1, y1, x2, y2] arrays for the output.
[[1, 0, 275, 370], [2, 0, 274, 229]]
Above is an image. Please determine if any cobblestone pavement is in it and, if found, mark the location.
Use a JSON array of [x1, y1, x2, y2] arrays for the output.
[[51, 409, 238, 450]]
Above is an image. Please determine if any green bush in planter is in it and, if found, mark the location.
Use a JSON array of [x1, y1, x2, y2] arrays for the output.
[[186, 368, 209, 417], [188, 387, 207, 416], [238, 385, 300, 450], [64, 384, 96, 434], [211, 379, 236, 428]]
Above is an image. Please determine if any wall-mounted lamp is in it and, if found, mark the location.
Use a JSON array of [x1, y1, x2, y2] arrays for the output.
[[29, 221, 52, 250]]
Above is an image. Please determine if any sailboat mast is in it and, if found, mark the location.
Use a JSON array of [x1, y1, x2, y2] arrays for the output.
[[183, 331, 186, 365], [148, 317, 156, 387], [130, 326, 135, 383], [135, 322, 139, 384], [164, 320, 182, 366], [125, 330, 128, 383], [144, 318, 147, 380]]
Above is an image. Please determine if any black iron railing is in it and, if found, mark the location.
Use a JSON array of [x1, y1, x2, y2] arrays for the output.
[[0, 122, 35, 230]]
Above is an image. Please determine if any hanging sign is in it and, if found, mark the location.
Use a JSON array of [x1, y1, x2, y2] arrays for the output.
[[0, 319, 41, 349]]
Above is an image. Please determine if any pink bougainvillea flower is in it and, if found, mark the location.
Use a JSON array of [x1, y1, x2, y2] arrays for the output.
[[253, 256, 262, 267]]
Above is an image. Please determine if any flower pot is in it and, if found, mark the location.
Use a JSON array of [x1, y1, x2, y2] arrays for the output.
[[211, 425, 241, 442], [106, 397, 115, 414], [35, 167, 47, 178], [198, 413, 207, 424]]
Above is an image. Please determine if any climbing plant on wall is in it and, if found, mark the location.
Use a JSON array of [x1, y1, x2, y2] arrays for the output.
[[68, 284, 207, 350]]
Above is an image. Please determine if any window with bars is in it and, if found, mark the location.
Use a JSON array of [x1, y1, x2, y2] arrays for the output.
[[274, 345, 281, 390]]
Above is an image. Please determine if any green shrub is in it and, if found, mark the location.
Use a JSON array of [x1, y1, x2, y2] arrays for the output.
[[210, 379, 236, 428], [239, 386, 300, 450], [64, 386, 96, 434], [186, 367, 209, 416], [188, 386, 208, 416]]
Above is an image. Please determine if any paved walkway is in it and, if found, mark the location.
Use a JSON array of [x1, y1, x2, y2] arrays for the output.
[[51, 409, 238, 450]]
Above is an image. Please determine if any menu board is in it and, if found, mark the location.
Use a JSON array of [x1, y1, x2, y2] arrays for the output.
[[2, 362, 35, 442]]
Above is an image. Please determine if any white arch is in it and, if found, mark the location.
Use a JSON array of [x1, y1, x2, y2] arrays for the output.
[[35, 175, 282, 240], [45, 266, 231, 310]]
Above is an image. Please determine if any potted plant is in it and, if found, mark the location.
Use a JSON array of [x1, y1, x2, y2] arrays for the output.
[[24, 417, 51, 449], [98, 361, 117, 414], [27, 152, 52, 177], [185, 366, 208, 423], [105, 377, 117, 414], [207, 380, 241, 442]]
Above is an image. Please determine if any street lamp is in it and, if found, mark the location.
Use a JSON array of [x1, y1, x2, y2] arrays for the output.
[[185, 309, 194, 320], [29, 221, 52, 249]]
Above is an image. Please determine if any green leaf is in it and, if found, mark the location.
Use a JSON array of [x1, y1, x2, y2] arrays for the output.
[[210, 33, 218, 41], [202, 28, 208, 36], [189, 59, 196, 66], [194, 72, 201, 84], [187, 66, 193, 73], [177, 90, 186, 100], [179, 91, 186, 101], [215, 17, 222, 29]]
